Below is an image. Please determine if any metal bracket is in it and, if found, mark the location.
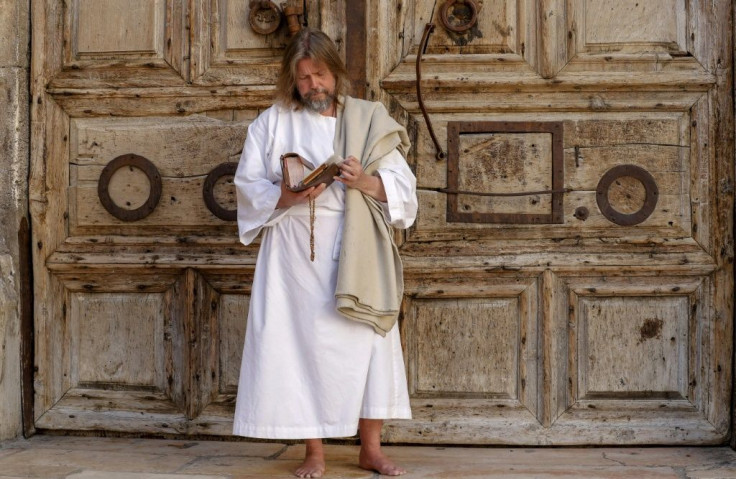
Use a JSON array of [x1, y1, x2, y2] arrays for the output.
[[446, 121, 565, 224], [282, 2, 304, 36]]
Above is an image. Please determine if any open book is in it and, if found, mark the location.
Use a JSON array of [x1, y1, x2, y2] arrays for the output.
[[280, 153, 343, 192]]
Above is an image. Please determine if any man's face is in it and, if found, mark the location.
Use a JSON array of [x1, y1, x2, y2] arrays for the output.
[[295, 57, 336, 113]]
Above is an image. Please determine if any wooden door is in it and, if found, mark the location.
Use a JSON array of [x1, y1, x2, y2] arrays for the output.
[[29, 0, 345, 436], [377, 0, 733, 444], [30, 0, 733, 444]]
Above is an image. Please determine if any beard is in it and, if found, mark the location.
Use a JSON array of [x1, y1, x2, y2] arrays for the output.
[[301, 88, 335, 113]]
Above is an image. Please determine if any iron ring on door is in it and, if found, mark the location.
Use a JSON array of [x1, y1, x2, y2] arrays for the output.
[[596, 164, 658, 226], [98, 154, 162, 222], [440, 0, 479, 33], [203, 162, 239, 221], [249, 0, 282, 35]]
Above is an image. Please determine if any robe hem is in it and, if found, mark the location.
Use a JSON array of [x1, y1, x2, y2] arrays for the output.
[[359, 407, 412, 420], [232, 422, 359, 440]]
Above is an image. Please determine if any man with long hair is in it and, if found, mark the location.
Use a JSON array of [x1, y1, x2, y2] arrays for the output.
[[233, 28, 417, 478]]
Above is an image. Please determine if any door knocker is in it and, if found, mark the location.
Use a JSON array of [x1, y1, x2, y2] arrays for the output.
[[249, 0, 282, 35], [440, 0, 479, 34], [248, 1, 303, 36]]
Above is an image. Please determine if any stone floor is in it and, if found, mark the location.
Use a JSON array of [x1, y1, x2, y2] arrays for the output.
[[0, 435, 735, 478]]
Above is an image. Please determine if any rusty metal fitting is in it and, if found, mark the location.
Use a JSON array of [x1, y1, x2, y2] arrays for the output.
[[248, 0, 282, 35], [203, 162, 238, 221], [98, 154, 162, 222], [574, 206, 589, 221], [596, 164, 659, 226], [282, 2, 304, 37], [440, 0, 479, 34]]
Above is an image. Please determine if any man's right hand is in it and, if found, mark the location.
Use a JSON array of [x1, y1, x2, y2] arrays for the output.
[[275, 181, 327, 209]]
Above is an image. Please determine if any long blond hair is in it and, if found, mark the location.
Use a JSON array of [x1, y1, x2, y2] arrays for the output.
[[275, 28, 350, 109]]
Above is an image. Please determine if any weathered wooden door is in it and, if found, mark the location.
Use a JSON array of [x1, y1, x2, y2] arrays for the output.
[[30, 0, 347, 435], [31, 0, 733, 444]]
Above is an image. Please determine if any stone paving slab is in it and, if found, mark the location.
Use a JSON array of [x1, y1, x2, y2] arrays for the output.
[[66, 473, 228, 479], [180, 455, 371, 478], [0, 436, 734, 478], [20, 436, 285, 458], [601, 447, 736, 467], [0, 461, 80, 479], [280, 444, 619, 466], [4, 448, 195, 474], [408, 468, 683, 479], [686, 468, 736, 479], [0, 447, 23, 460]]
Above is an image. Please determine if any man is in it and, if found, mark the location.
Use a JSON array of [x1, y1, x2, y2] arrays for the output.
[[233, 28, 417, 478]]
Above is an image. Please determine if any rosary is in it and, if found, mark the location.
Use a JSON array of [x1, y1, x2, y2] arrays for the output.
[[308, 196, 316, 261]]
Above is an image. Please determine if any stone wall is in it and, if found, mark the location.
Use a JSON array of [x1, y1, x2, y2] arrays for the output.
[[0, 0, 29, 440]]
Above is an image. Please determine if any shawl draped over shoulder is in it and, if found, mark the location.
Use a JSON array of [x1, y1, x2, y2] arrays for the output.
[[333, 96, 411, 336]]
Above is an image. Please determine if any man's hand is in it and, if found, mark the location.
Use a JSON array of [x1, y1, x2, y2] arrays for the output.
[[276, 181, 327, 209], [335, 156, 387, 202]]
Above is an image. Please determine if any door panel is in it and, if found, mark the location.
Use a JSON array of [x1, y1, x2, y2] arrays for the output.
[[35, 271, 183, 433], [54, 0, 187, 88], [30, 0, 732, 444], [413, 298, 520, 396], [573, 0, 687, 55], [69, 115, 250, 234], [72, 292, 164, 388], [190, 0, 343, 85], [407, 112, 694, 242]]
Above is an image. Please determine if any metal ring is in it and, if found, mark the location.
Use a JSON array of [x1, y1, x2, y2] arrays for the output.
[[249, 0, 282, 35], [203, 162, 238, 221], [596, 165, 658, 226], [440, 0, 479, 34], [98, 154, 162, 222]]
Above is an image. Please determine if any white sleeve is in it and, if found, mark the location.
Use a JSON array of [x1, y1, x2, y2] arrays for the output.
[[376, 149, 418, 229], [233, 116, 285, 245]]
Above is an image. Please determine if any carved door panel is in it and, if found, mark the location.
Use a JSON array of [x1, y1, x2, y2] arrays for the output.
[[374, 0, 733, 444], [30, 0, 732, 445], [30, 0, 345, 435]]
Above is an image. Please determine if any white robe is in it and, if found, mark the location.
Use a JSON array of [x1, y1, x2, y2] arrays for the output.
[[232, 104, 417, 439]]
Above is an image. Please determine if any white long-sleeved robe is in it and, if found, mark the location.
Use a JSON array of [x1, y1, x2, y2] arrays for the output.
[[232, 103, 417, 439]]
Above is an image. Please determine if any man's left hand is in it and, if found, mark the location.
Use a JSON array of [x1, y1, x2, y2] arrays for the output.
[[335, 156, 387, 202]]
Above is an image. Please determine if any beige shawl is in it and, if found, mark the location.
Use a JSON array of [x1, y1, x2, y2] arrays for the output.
[[333, 96, 411, 336]]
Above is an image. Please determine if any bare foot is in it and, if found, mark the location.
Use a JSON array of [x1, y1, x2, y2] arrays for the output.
[[294, 440, 325, 479], [359, 448, 406, 476], [294, 453, 325, 478]]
